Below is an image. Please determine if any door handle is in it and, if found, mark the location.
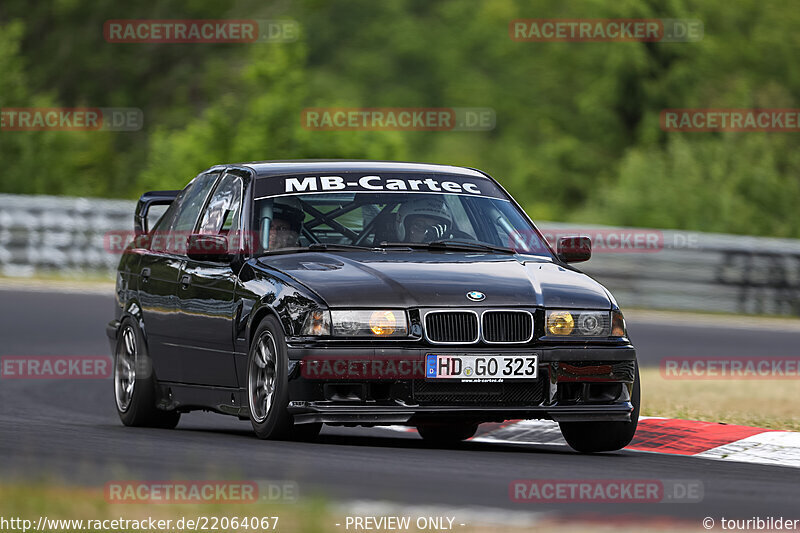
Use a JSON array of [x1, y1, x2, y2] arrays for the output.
[[140, 267, 151, 282], [180, 274, 191, 289]]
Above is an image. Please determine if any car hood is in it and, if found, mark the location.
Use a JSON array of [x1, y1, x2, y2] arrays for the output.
[[256, 250, 612, 309]]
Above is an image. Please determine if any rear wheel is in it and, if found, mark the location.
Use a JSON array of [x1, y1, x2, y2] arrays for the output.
[[559, 364, 640, 453], [113, 318, 180, 428], [417, 421, 479, 442]]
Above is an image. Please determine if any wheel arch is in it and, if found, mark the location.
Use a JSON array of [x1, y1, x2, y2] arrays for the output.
[[247, 301, 286, 349], [119, 299, 151, 351]]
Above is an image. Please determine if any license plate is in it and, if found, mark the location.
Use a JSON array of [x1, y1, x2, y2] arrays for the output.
[[425, 354, 538, 380]]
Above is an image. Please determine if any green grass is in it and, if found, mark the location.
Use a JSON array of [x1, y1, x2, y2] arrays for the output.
[[0, 481, 712, 533], [640, 367, 800, 431], [0, 483, 329, 533]]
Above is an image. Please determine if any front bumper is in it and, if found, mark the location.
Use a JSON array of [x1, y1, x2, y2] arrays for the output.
[[288, 403, 634, 425], [286, 344, 636, 425]]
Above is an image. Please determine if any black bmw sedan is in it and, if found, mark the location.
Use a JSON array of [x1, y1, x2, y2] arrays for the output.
[[107, 160, 639, 452]]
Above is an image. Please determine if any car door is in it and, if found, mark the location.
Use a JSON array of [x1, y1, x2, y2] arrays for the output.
[[174, 171, 244, 387], [137, 171, 220, 383]]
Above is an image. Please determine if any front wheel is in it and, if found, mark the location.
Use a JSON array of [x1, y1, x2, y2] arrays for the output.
[[558, 364, 641, 453], [247, 317, 294, 440]]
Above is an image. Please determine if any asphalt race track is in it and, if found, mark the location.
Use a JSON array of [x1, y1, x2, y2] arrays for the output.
[[1, 287, 798, 523]]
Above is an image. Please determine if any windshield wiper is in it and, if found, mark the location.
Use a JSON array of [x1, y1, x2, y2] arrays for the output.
[[430, 240, 517, 254], [257, 243, 377, 257], [378, 240, 516, 254], [307, 243, 377, 252]]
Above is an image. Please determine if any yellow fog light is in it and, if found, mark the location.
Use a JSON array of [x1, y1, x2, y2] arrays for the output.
[[547, 310, 575, 335], [370, 310, 397, 336]]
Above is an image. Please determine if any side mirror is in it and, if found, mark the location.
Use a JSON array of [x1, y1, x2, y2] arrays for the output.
[[186, 234, 232, 263], [557, 236, 591, 263]]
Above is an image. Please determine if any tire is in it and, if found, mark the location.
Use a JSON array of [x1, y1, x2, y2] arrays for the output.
[[247, 316, 294, 440], [113, 318, 180, 429], [559, 364, 641, 453], [417, 421, 479, 442]]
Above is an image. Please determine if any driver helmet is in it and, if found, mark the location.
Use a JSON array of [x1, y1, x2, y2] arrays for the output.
[[397, 197, 453, 242]]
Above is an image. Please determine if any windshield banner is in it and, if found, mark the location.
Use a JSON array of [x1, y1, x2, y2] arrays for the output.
[[254, 173, 506, 199]]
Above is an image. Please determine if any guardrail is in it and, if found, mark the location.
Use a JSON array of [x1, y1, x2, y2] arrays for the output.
[[1, 193, 799, 316], [0, 194, 132, 277]]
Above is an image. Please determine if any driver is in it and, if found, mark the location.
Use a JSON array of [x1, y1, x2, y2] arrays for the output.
[[397, 197, 453, 243], [268, 198, 305, 249]]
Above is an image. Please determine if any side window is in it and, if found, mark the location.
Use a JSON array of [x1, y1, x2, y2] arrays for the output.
[[148, 190, 187, 253], [150, 191, 185, 236], [198, 173, 243, 235], [163, 172, 220, 254]]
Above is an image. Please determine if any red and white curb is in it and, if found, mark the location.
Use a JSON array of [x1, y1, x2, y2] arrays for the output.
[[383, 417, 800, 468]]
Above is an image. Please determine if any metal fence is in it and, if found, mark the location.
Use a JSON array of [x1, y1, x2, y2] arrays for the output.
[[0, 194, 133, 277], [1, 193, 799, 316], [539, 223, 800, 316]]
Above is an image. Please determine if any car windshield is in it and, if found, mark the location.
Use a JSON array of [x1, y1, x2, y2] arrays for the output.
[[251, 174, 551, 257]]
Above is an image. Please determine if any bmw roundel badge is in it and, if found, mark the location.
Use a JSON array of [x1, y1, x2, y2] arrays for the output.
[[466, 291, 485, 302]]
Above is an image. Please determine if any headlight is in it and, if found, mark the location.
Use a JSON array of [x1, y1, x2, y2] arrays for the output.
[[331, 310, 408, 337], [546, 310, 611, 337], [301, 309, 331, 336]]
